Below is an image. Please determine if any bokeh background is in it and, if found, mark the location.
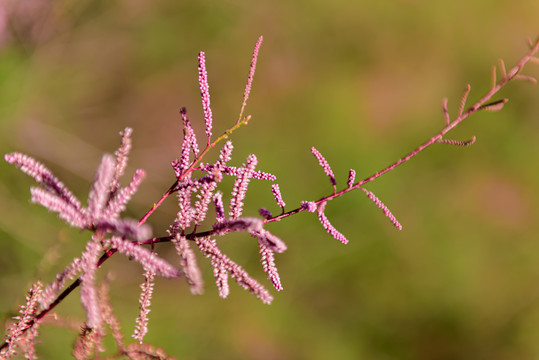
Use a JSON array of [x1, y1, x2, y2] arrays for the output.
[[1, 1, 539, 359]]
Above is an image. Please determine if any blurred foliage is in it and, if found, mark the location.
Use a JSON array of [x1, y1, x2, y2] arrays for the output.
[[1, 0, 539, 359]]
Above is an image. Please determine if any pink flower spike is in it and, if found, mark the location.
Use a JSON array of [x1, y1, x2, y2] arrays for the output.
[[311, 147, 337, 189], [175, 108, 199, 177], [271, 184, 286, 210], [238, 36, 263, 121], [218, 141, 234, 168], [3, 282, 43, 359], [259, 242, 283, 291], [111, 237, 180, 278], [317, 202, 349, 244], [30, 187, 87, 228], [361, 188, 402, 230], [174, 180, 195, 231], [172, 234, 204, 295], [5, 152, 82, 210], [87, 154, 116, 220], [111, 127, 133, 193], [213, 191, 225, 223], [193, 177, 217, 225], [95, 218, 152, 242], [229, 154, 258, 219], [80, 237, 102, 330], [132, 267, 154, 344], [198, 51, 213, 142], [347, 169, 356, 188], [213, 260, 230, 299], [103, 169, 146, 219]]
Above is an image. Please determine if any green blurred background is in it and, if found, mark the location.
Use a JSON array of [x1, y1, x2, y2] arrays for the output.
[[1, 0, 539, 359]]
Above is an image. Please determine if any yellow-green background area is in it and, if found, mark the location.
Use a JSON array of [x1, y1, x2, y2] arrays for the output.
[[1, 1, 538, 359]]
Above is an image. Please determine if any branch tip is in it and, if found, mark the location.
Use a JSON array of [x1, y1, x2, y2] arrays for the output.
[[499, 59, 507, 77], [436, 136, 476, 147], [458, 84, 471, 117], [514, 74, 537, 84], [479, 98, 508, 112], [442, 98, 450, 125]]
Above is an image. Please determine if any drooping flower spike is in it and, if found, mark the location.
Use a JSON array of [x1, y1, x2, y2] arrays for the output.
[[317, 201, 348, 244]]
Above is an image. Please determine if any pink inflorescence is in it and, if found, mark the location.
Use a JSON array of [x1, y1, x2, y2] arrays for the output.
[[347, 169, 356, 188], [361, 188, 402, 230], [5, 152, 82, 210], [198, 52, 213, 141], [259, 243, 283, 291], [172, 234, 203, 295], [317, 201, 349, 244], [132, 267, 155, 344], [111, 127, 133, 192], [271, 184, 286, 209], [80, 237, 102, 330], [311, 147, 337, 188], [174, 108, 199, 177], [111, 237, 180, 278], [213, 191, 226, 223], [3, 282, 43, 359], [229, 154, 258, 219], [238, 36, 263, 120]]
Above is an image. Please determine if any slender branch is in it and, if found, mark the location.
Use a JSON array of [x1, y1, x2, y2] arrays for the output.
[[266, 38, 539, 224]]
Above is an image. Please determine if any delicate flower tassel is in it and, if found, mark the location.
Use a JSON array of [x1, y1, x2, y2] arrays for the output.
[[311, 147, 337, 189], [238, 36, 263, 121], [271, 184, 286, 210], [87, 155, 116, 220], [229, 154, 258, 219], [111, 127, 133, 193], [30, 187, 87, 228], [213, 191, 225, 223], [172, 234, 204, 295], [103, 169, 146, 219], [110, 237, 180, 278], [174, 108, 199, 177], [317, 201, 349, 244], [360, 188, 402, 230], [259, 242, 283, 291], [198, 51, 213, 142], [132, 267, 155, 344], [174, 181, 194, 231], [80, 237, 102, 330], [347, 169, 356, 188], [2, 282, 43, 359], [4, 152, 82, 210]]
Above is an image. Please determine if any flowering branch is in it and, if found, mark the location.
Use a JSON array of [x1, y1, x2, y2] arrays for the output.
[[1, 36, 538, 358]]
